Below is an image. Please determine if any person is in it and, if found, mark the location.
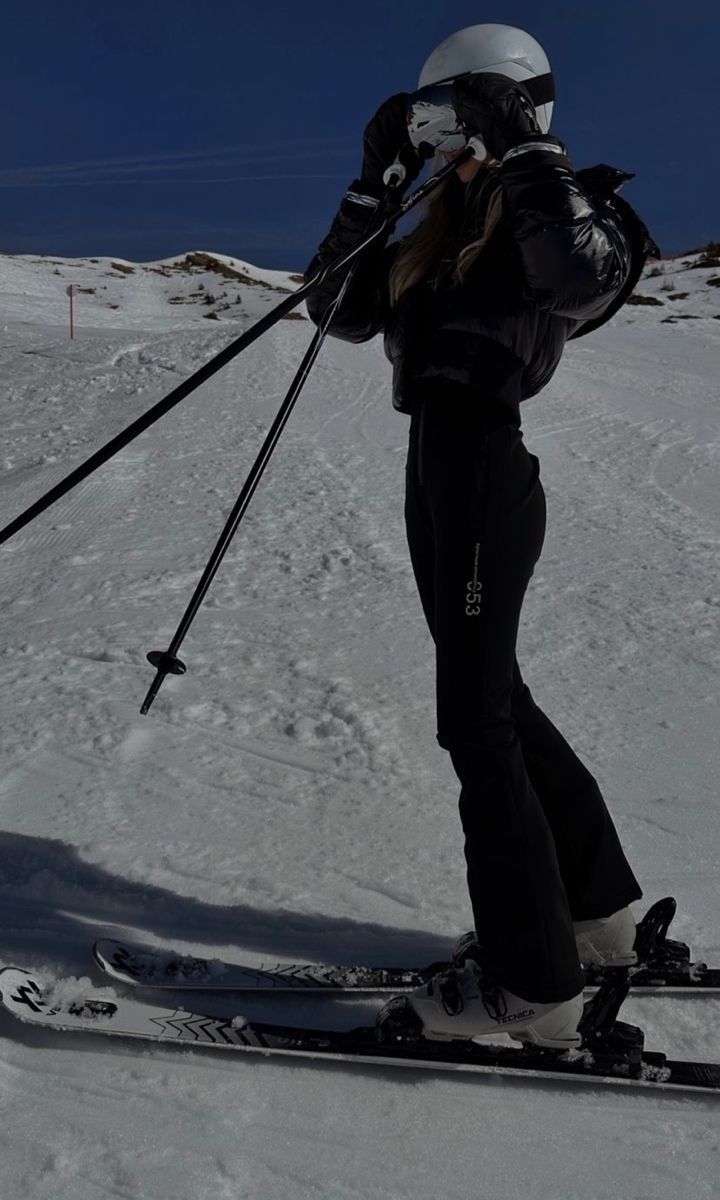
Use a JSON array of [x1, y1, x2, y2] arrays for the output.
[[304, 24, 659, 1049]]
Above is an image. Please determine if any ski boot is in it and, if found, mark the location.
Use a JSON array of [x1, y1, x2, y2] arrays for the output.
[[452, 905, 638, 975], [452, 899, 695, 989], [574, 907, 637, 968], [376, 960, 584, 1050], [576, 898, 694, 976]]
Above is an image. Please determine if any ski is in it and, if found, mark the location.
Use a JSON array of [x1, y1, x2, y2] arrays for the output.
[[1, 966, 718, 1097], [93, 898, 719, 995]]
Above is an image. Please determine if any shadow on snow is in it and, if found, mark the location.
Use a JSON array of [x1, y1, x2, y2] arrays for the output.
[[0, 830, 451, 983]]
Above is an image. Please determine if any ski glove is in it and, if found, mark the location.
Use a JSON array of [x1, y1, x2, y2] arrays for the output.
[[360, 92, 423, 197], [452, 73, 542, 162]]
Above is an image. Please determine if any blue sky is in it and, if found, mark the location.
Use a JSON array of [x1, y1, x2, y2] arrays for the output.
[[0, 0, 716, 268]]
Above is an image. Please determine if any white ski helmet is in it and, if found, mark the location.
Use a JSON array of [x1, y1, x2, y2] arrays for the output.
[[418, 24, 554, 134]]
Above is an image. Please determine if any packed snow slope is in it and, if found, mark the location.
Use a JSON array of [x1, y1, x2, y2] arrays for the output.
[[1, 244, 719, 1199]]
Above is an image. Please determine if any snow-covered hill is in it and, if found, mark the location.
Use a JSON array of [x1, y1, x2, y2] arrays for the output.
[[0, 248, 305, 331], [0, 244, 719, 1199], [625, 246, 720, 323]]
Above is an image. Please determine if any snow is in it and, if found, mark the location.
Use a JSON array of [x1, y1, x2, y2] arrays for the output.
[[0, 245, 719, 1198]]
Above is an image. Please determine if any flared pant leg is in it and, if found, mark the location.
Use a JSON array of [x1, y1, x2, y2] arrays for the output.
[[510, 663, 642, 922]]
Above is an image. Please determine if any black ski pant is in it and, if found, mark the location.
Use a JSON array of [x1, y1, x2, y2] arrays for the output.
[[404, 396, 643, 1004]]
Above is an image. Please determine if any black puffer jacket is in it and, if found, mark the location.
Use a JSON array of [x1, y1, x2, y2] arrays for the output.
[[304, 134, 659, 429]]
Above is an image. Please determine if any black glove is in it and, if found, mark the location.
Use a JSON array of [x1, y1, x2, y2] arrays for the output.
[[359, 93, 423, 196], [452, 72, 541, 162]]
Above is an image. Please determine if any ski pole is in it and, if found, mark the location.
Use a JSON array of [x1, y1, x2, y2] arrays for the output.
[[139, 190, 396, 716], [0, 147, 474, 551]]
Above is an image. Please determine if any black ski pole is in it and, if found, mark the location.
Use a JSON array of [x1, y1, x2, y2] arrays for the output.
[[139, 190, 397, 716], [0, 148, 472, 551]]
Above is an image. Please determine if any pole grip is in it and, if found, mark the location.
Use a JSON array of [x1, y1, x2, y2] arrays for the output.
[[382, 157, 407, 188]]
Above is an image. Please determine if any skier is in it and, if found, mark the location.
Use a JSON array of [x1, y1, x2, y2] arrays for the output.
[[304, 24, 659, 1049]]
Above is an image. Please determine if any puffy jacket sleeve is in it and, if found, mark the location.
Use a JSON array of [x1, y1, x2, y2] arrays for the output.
[[303, 180, 397, 343], [498, 135, 632, 321]]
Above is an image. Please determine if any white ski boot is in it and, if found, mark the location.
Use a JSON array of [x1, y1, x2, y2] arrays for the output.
[[574, 907, 637, 968], [453, 906, 638, 974], [378, 961, 584, 1049]]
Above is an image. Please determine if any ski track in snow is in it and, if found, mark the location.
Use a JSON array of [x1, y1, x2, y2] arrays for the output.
[[0, 249, 719, 1198]]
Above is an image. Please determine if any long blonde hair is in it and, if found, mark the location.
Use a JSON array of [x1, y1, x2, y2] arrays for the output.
[[388, 160, 504, 306]]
